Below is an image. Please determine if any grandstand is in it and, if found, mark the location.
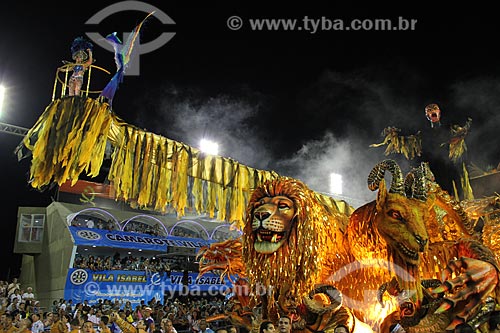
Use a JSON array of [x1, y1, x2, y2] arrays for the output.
[[14, 179, 240, 309]]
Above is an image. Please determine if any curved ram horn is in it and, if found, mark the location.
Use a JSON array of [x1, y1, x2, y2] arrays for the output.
[[420, 162, 435, 183], [367, 159, 404, 194], [410, 166, 427, 201], [377, 282, 388, 308], [403, 166, 427, 201], [404, 171, 415, 198]]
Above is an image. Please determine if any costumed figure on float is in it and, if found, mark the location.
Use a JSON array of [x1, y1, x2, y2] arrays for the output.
[[16, 13, 154, 188], [61, 37, 94, 97], [370, 103, 472, 200]]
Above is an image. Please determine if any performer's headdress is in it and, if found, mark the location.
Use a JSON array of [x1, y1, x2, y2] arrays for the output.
[[71, 37, 93, 61]]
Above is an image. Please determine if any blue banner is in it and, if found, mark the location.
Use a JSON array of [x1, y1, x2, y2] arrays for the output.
[[68, 227, 213, 251], [64, 269, 232, 307]]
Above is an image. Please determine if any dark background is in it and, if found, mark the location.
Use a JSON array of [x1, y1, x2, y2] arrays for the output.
[[1, 3, 500, 281]]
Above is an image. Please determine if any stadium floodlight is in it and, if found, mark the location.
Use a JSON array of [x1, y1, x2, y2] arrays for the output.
[[330, 173, 343, 195], [199, 139, 219, 155], [0, 85, 5, 117]]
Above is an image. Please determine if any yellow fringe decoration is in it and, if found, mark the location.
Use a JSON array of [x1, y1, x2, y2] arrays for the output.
[[447, 118, 472, 163], [23, 97, 112, 188], [461, 163, 474, 200], [370, 126, 422, 160], [104, 119, 286, 223], [21, 97, 353, 227]]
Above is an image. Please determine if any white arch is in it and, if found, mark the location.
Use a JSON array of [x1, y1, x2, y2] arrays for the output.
[[121, 214, 169, 235], [68, 207, 121, 229], [168, 220, 210, 239], [209, 224, 242, 240]]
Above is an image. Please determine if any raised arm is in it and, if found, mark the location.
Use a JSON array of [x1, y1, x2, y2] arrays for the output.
[[110, 312, 137, 333], [84, 48, 93, 67]]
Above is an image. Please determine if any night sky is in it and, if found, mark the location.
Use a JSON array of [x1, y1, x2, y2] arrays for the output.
[[1, 3, 500, 281]]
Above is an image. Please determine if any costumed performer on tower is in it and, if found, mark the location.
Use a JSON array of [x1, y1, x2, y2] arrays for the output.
[[62, 37, 94, 97]]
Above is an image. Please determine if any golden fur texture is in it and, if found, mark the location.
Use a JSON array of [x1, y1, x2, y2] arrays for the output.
[[241, 178, 346, 317]]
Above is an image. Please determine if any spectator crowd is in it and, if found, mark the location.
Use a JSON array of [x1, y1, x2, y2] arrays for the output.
[[1, 277, 244, 333]]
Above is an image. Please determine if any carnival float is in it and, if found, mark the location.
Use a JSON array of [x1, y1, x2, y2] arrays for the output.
[[15, 14, 500, 333]]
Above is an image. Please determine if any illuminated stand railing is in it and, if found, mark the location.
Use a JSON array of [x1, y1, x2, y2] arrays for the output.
[[52, 63, 111, 101]]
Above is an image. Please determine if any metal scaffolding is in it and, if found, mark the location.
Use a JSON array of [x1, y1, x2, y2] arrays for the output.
[[0, 121, 28, 137]]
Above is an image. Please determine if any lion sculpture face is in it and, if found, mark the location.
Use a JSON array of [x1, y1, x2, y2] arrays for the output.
[[251, 195, 295, 254], [242, 178, 343, 317]]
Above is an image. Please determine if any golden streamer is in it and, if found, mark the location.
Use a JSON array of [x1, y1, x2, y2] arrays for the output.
[[171, 143, 189, 216], [370, 126, 422, 160], [24, 98, 111, 188], [22, 97, 351, 226], [191, 152, 204, 215]]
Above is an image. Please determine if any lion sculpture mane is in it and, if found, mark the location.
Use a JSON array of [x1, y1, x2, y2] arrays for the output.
[[241, 177, 359, 329]]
